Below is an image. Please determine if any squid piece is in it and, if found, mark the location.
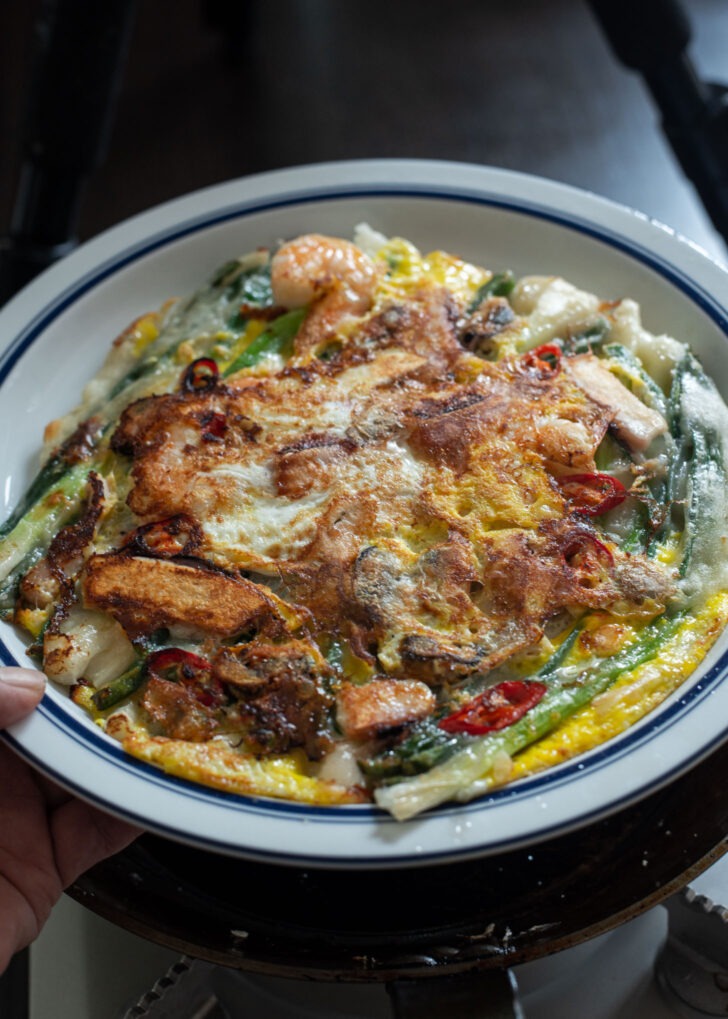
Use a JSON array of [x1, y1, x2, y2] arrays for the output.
[[564, 353, 667, 452]]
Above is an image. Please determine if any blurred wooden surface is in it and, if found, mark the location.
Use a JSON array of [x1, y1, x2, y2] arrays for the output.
[[1, 0, 727, 260]]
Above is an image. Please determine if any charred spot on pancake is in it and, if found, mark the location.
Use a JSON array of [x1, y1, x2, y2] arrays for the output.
[[274, 433, 357, 499], [213, 641, 334, 759], [459, 296, 517, 357], [57, 417, 104, 465], [141, 676, 221, 742], [122, 514, 204, 560]]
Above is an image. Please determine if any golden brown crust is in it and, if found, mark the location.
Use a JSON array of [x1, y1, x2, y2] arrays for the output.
[[82, 554, 278, 638], [273, 434, 357, 499], [16, 237, 703, 819], [141, 676, 220, 741], [106, 714, 367, 805], [96, 285, 674, 684]]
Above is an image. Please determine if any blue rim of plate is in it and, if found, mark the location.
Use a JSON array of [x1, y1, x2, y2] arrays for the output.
[[2, 178, 728, 866]]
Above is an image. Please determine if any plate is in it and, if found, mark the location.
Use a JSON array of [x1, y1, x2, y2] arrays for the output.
[[2, 159, 728, 869]]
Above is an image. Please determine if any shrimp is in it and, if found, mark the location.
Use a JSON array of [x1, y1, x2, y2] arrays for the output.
[[271, 234, 381, 355], [272, 233, 380, 311]]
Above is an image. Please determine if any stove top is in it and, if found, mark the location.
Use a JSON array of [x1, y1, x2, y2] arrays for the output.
[[29, 855, 728, 1018]]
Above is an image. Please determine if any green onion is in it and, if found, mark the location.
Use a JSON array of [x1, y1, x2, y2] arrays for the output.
[[652, 353, 726, 579], [566, 318, 611, 354], [359, 719, 462, 780], [223, 309, 306, 376], [0, 462, 91, 584], [467, 271, 515, 313], [91, 660, 145, 711], [375, 611, 683, 819], [602, 343, 669, 417]]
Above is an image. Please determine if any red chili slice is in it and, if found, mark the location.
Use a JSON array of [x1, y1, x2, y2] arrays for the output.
[[181, 357, 220, 392], [563, 532, 614, 567], [145, 648, 225, 708], [438, 680, 547, 736], [520, 343, 562, 377], [557, 472, 627, 516], [124, 514, 203, 559], [200, 409, 227, 442], [562, 532, 614, 589]]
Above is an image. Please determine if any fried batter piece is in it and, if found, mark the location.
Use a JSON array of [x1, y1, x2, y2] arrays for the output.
[[337, 679, 436, 739], [211, 640, 334, 759], [83, 554, 280, 638]]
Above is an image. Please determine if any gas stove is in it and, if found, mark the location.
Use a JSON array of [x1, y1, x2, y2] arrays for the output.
[[29, 854, 728, 1018]]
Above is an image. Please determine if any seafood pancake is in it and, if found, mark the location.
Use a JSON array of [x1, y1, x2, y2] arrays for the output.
[[2, 227, 727, 821]]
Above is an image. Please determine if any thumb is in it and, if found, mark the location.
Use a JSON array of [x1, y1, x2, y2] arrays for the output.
[[0, 667, 47, 728]]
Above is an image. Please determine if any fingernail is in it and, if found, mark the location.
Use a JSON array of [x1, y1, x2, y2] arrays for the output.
[[0, 667, 46, 692]]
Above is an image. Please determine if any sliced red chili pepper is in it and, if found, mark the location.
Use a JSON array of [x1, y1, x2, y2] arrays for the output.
[[181, 357, 219, 392], [200, 409, 227, 442], [124, 514, 202, 559], [146, 648, 210, 679], [146, 648, 225, 708], [520, 343, 562, 377], [563, 532, 614, 567], [562, 532, 614, 588], [557, 472, 627, 516], [438, 680, 547, 736]]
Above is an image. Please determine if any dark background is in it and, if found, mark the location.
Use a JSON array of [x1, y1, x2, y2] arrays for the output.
[[1, 0, 727, 263]]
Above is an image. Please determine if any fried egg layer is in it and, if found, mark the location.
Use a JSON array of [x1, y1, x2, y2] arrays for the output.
[[22, 232, 726, 817]]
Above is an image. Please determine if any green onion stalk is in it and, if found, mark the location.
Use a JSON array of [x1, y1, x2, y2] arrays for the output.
[[374, 611, 684, 820]]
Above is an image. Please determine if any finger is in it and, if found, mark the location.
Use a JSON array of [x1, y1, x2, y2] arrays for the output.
[[0, 668, 46, 728], [51, 798, 142, 887]]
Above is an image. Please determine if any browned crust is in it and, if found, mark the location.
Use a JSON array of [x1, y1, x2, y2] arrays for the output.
[[77, 283, 674, 695], [82, 554, 278, 638], [18, 472, 106, 616], [274, 434, 357, 499], [337, 679, 436, 739]]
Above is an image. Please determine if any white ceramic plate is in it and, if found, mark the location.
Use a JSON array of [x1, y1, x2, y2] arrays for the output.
[[2, 159, 728, 869]]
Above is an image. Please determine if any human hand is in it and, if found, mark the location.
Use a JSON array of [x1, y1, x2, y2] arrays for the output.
[[0, 667, 141, 972]]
